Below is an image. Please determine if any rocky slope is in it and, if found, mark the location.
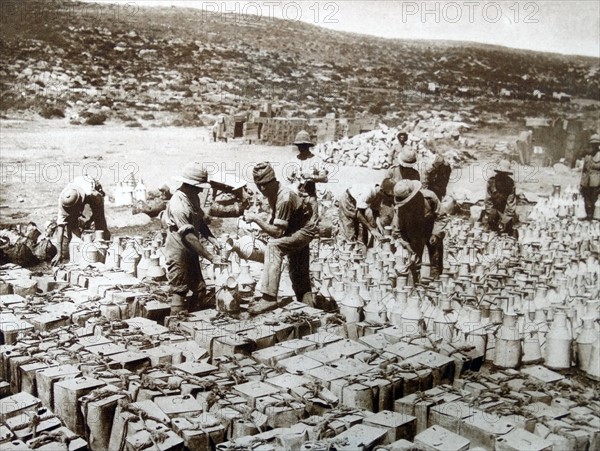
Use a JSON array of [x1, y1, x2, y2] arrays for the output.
[[0, 0, 598, 126]]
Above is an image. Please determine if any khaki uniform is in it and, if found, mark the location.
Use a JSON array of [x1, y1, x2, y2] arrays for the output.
[[163, 190, 214, 297], [285, 152, 327, 220], [337, 184, 384, 246], [393, 190, 445, 282], [57, 176, 109, 239], [260, 186, 317, 302], [580, 151, 600, 219], [482, 174, 518, 235]]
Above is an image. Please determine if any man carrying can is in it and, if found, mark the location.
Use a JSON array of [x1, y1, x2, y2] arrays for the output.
[[337, 179, 396, 247], [162, 163, 222, 315], [392, 180, 446, 283], [243, 162, 317, 315], [52, 175, 110, 266]]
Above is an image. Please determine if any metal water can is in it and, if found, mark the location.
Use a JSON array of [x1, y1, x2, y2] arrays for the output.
[[120, 241, 141, 277], [494, 312, 522, 369], [401, 293, 424, 337], [340, 283, 364, 323], [463, 308, 487, 357], [68, 239, 82, 265], [433, 298, 457, 343], [363, 288, 387, 324], [576, 316, 598, 373], [388, 288, 407, 327], [545, 311, 572, 370], [521, 314, 543, 365], [104, 238, 122, 270], [585, 333, 600, 380]]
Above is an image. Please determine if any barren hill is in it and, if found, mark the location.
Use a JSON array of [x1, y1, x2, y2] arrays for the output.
[[1, 0, 598, 125]]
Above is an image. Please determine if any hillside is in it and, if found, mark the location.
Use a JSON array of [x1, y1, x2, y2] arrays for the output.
[[1, 0, 598, 126]]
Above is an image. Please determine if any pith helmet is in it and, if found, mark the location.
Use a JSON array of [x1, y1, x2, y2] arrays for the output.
[[60, 188, 82, 209], [175, 163, 211, 188], [494, 160, 513, 175], [393, 180, 422, 207], [398, 148, 418, 166], [293, 130, 314, 147]]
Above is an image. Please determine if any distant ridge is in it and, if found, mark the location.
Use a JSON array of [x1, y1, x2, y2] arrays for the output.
[[1, 0, 597, 123]]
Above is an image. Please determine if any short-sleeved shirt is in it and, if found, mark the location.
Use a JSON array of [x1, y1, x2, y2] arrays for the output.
[[347, 184, 383, 211], [163, 190, 213, 240], [581, 152, 600, 188], [57, 176, 107, 231], [285, 153, 327, 184], [285, 153, 328, 201], [271, 186, 314, 235], [387, 165, 420, 183]]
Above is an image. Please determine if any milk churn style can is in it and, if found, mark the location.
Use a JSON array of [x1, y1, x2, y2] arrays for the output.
[[576, 316, 599, 373], [545, 311, 573, 370], [340, 283, 364, 323], [494, 312, 522, 369]]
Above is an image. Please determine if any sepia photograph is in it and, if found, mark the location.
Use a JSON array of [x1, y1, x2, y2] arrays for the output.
[[0, 1, 599, 450]]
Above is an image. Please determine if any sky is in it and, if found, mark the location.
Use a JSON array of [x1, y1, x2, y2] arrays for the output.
[[87, 0, 600, 57]]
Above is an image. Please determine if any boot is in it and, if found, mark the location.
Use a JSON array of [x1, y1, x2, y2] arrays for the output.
[[170, 293, 187, 316], [248, 293, 279, 315]]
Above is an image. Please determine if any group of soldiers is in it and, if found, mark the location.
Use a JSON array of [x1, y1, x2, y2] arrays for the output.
[[51, 131, 328, 315], [51, 130, 600, 316], [335, 132, 453, 284]]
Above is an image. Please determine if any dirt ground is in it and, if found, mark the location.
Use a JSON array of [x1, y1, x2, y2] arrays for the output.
[[0, 118, 582, 234]]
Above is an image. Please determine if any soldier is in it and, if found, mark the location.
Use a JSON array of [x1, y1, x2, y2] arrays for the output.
[[162, 163, 222, 315], [516, 130, 533, 166], [243, 162, 318, 314], [52, 176, 110, 266], [481, 160, 518, 237], [387, 147, 420, 183], [392, 131, 409, 160], [337, 179, 395, 246], [285, 130, 329, 219], [423, 154, 452, 201], [580, 134, 600, 220], [392, 180, 446, 283]]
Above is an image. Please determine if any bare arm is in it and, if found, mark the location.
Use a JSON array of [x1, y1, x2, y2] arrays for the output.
[[309, 170, 329, 183], [301, 162, 328, 183], [181, 232, 219, 262], [422, 166, 433, 190], [245, 212, 285, 238], [357, 209, 382, 239]]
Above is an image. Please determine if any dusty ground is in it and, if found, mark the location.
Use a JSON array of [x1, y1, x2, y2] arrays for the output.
[[0, 118, 582, 234]]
